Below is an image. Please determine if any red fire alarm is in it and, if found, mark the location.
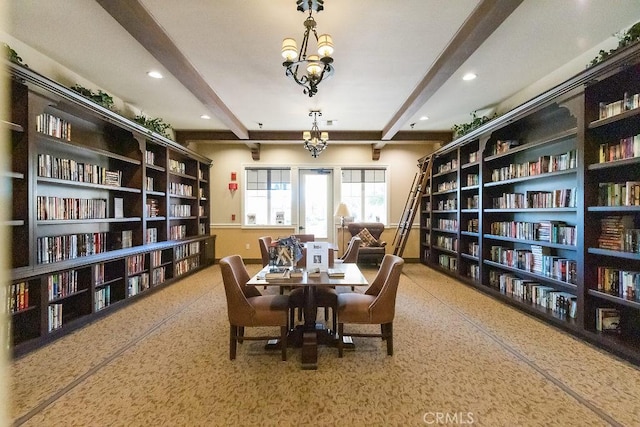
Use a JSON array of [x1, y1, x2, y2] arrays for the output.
[[231, 171, 237, 181], [228, 182, 238, 191]]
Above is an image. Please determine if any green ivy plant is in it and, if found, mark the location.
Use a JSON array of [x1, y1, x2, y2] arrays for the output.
[[451, 111, 497, 139], [4, 43, 28, 67], [134, 114, 173, 139], [70, 84, 115, 110], [588, 21, 640, 67]]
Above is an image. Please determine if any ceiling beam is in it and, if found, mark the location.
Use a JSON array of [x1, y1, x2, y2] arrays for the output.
[[175, 130, 452, 144], [381, 0, 524, 140], [95, 0, 249, 140]]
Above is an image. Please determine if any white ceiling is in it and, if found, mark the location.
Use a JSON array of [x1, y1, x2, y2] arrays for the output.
[[5, 0, 640, 143]]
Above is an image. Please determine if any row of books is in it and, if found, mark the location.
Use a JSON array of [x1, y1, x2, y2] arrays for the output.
[[467, 195, 479, 209], [176, 257, 199, 275], [491, 189, 576, 209], [595, 308, 621, 333], [37, 196, 107, 221], [146, 177, 154, 192], [437, 159, 458, 174], [150, 250, 163, 267], [466, 173, 479, 186], [598, 181, 640, 206], [95, 285, 111, 311], [491, 139, 519, 155], [489, 221, 577, 245], [169, 159, 187, 174], [175, 242, 200, 260], [598, 134, 640, 163], [152, 266, 166, 285], [437, 218, 457, 231], [598, 91, 640, 120], [146, 228, 158, 244], [9, 282, 29, 313], [467, 218, 479, 233], [597, 266, 640, 301], [37, 232, 108, 264], [36, 113, 71, 141], [468, 264, 480, 281], [38, 154, 122, 187], [435, 236, 457, 251], [198, 223, 207, 235], [121, 230, 133, 249], [48, 270, 78, 301], [468, 151, 479, 163], [170, 225, 187, 240], [437, 199, 456, 211], [490, 150, 576, 182], [127, 254, 146, 275], [436, 180, 457, 192], [145, 150, 156, 166], [170, 204, 192, 217], [489, 271, 577, 318], [468, 242, 479, 257], [597, 216, 639, 252], [146, 199, 160, 217], [438, 254, 457, 271], [198, 206, 205, 216], [169, 182, 193, 196], [95, 263, 106, 285], [490, 245, 577, 284], [48, 303, 63, 332], [127, 273, 149, 297]]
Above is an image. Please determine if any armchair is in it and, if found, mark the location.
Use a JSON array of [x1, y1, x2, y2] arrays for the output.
[[337, 254, 404, 357], [347, 222, 386, 265], [220, 255, 289, 361]]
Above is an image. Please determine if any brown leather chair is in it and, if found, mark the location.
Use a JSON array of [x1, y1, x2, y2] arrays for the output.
[[337, 254, 404, 357], [334, 236, 361, 290], [258, 236, 272, 267], [220, 255, 289, 361]]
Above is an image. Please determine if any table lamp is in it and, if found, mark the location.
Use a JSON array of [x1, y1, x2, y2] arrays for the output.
[[334, 202, 350, 255]]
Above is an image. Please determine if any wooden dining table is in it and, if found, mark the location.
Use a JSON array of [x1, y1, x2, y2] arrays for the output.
[[247, 263, 369, 369]]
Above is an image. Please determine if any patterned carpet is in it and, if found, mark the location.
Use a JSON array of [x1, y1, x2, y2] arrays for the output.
[[9, 263, 640, 426]]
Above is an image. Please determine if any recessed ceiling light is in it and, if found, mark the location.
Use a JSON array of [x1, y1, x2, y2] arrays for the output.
[[200, 114, 210, 120], [462, 73, 477, 81], [419, 116, 429, 121], [147, 71, 163, 79]]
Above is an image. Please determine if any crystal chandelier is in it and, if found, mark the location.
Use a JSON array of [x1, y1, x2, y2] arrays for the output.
[[303, 111, 328, 158], [281, 0, 334, 97]]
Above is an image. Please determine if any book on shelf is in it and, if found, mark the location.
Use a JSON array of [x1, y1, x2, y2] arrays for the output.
[[595, 308, 621, 333], [113, 197, 124, 219]]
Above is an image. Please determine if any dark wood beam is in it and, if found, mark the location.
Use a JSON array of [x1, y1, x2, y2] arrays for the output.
[[175, 129, 452, 144], [381, 0, 524, 140], [95, 0, 249, 139]]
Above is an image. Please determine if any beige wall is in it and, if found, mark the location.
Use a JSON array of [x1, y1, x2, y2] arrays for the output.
[[192, 142, 435, 261]]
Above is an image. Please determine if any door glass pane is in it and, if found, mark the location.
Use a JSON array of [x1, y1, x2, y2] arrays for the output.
[[304, 173, 328, 239]]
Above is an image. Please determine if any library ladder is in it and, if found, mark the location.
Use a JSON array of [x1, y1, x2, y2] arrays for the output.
[[392, 155, 433, 257]]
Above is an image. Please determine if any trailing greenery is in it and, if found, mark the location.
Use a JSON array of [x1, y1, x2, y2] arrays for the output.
[[133, 114, 173, 139], [451, 111, 497, 139], [588, 21, 640, 67], [70, 84, 115, 110], [4, 43, 28, 67]]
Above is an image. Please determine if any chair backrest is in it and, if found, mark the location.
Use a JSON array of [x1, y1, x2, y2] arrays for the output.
[[365, 253, 399, 297], [258, 236, 272, 267], [368, 254, 404, 323], [340, 236, 362, 263], [292, 234, 315, 242], [347, 222, 384, 240], [220, 255, 258, 325]]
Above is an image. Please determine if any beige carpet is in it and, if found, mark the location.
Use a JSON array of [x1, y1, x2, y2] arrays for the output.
[[9, 263, 640, 426]]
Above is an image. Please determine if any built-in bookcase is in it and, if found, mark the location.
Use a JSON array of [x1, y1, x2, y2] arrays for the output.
[[418, 43, 640, 365], [5, 60, 215, 356]]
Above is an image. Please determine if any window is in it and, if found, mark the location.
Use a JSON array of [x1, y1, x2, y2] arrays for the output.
[[341, 168, 387, 223], [245, 168, 291, 225]]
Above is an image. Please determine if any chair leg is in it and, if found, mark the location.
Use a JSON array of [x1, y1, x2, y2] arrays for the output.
[[289, 308, 295, 330], [331, 307, 337, 333], [238, 327, 244, 344], [338, 323, 344, 358], [280, 326, 288, 361], [386, 322, 393, 356], [229, 325, 237, 360], [381, 324, 385, 340], [324, 306, 329, 322]]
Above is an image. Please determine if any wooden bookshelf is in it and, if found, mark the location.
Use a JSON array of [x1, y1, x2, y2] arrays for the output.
[[5, 60, 215, 357], [418, 42, 640, 365]]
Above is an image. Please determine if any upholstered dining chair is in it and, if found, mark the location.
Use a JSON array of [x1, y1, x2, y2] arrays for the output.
[[335, 236, 362, 264], [336, 254, 404, 357], [258, 236, 272, 267], [220, 255, 289, 361]]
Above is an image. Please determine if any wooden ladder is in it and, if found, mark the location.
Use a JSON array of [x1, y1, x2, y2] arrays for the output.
[[392, 155, 433, 257]]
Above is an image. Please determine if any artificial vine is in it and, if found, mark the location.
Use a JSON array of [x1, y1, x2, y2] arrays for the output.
[[133, 114, 173, 139], [588, 21, 640, 67], [451, 111, 497, 139], [4, 43, 28, 67], [70, 84, 115, 110]]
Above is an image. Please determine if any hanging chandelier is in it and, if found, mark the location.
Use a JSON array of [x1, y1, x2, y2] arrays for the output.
[[281, 0, 334, 97], [303, 110, 328, 158]]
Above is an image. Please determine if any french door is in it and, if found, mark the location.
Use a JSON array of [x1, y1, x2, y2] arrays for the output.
[[298, 169, 333, 241]]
